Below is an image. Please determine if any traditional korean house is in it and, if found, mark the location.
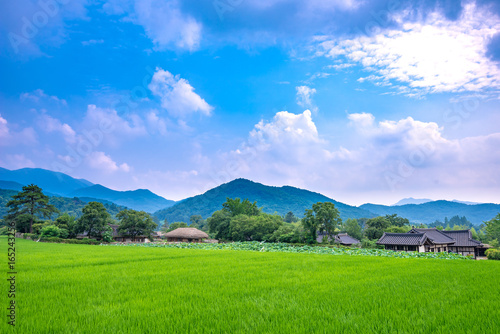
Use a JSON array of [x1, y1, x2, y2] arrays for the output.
[[377, 228, 489, 258], [408, 228, 455, 253], [316, 232, 360, 246], [377, 233, 430, 252], [164, 227, 209, 243], [441, 230, 490, 257], [334, 233, 361, 246]]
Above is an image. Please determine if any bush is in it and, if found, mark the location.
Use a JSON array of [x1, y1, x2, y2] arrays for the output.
[[24, 233, 38, 240], [40, 225, 61, 238], [485, 248, 500, 260], [39, 237, 101, 245]]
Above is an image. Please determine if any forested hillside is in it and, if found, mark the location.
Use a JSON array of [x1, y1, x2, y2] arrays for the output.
[[154, 178, 375, 223]]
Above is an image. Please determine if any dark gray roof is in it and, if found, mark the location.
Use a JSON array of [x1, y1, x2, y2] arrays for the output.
[[377, 233, 428, 246], [441, 230, 482, 247], [409, 228, 455, 244], [335, 233, 360, 245]]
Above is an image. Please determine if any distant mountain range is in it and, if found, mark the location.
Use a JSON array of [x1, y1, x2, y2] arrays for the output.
[[360, 201, 500, 225], [1, 167, 499, 225], [393, 198, 433, 206], [0, 167, 93, 195], [70, 185, 175, 213], [0, 167, 174, 213]]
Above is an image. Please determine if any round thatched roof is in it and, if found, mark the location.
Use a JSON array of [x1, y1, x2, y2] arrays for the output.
[[164, 228, 209, 239]]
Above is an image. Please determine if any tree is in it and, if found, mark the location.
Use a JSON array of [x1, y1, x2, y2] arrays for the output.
[[385, 214, 410, 227], [75, 202, 112, 239], [302, 202, 341, 243], [222, 198, 260, 216], [6, 184, 58, 233], [207, 210, 232, 240], [117, 209, 157, 241], [342, 218, 363, 240], [40, 225, 61, 238], [54, 213, 77, 238], [166, 222, 188, 232], [484, 213, 500, 243], [284, 211, 298, 223], [364, 216, 391, 240]]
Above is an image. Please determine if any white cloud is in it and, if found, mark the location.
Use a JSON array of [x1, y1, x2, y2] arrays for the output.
[[38, 113, 76, 143], [83, 105, 147, 145], [20, 89, 67, 105], [295, 86, 317, 111], [132, 0, 202, 51], [315, 3, 500, 96], [148, 68, 213, 117], [86, 151, 130, 173], [216, 110, 500, 204], [0, 114, 37, 146], [0, 154, 35, 169], [146, 110, 168, 135]]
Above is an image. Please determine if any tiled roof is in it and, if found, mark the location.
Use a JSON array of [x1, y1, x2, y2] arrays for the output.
[[335, 233, 360, 245], [377, 233, 428, 246], [441, 230, 482, 247], [409, 228, 455, 244]]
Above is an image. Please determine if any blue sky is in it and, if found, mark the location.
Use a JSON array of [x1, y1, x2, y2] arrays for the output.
[[1, 0, 500, 205]]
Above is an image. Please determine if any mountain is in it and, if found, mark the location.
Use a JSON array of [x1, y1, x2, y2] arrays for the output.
[[0, 167, 93, 196], [0, 188, 128, 219], [0, 180, 24, 192], [393, 197, 433, 206], [153, 178, 375, 223], [360, 200, 500, 225], [70, 184, 176, 213]]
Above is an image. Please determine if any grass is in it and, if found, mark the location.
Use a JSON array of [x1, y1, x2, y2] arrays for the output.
[[2, 237, 500, 333]]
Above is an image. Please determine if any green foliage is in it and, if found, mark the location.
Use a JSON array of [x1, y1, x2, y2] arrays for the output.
[[284, 211, 298, 223], [229, 213, 283, 241], [222, 197, 260, 216], [485, 248, 500, 260], [6, 184, 59, 233], [117, 209, 157, 240], [40, 225, 62, 238], [302, 202, 341, 243], [342, 218, 363, 240], [207, 210, 232, 240], [163, 221, 188, 232], [384, 214, 410, 227], [75, 202, 113, 239], [484, 213, 500, 243]]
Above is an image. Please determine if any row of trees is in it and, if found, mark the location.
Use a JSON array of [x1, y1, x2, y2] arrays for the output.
[[2, 185, 157, 241], [3, 185, 500, 250]]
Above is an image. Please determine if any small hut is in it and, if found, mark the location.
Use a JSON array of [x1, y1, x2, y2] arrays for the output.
[[164, 228, 209, 243]]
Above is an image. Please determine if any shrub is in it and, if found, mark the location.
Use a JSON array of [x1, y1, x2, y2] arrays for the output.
[[485, 248, 500, 260], [40, 225, 61, 238], [24, 233, 38, 240]]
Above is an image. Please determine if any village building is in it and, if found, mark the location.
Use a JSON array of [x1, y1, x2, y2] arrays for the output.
[[77, 224, 153, 243], [377, 228, 490, 258], [164, 227, 209, 243], [316, 232, 360, 246]]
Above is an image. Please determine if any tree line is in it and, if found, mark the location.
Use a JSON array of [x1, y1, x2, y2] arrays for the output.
[[2, 185, 500, 250], [0, 184, 157, 242]]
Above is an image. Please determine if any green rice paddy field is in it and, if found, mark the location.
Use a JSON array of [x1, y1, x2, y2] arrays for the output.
[[2, 237, 500, 334]]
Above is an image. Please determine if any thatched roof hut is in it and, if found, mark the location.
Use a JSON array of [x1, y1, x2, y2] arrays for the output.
[[164, 228, 209, 243]]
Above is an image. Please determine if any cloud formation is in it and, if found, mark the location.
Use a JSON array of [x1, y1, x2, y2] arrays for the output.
[[149, 68, 213, 118], [296, 86, 317, 111], [314, 3, 500, 96], [86, 151, 130, 173]]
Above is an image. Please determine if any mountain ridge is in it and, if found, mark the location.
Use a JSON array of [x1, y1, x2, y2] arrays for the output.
[[153, 178, 376, 223]]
